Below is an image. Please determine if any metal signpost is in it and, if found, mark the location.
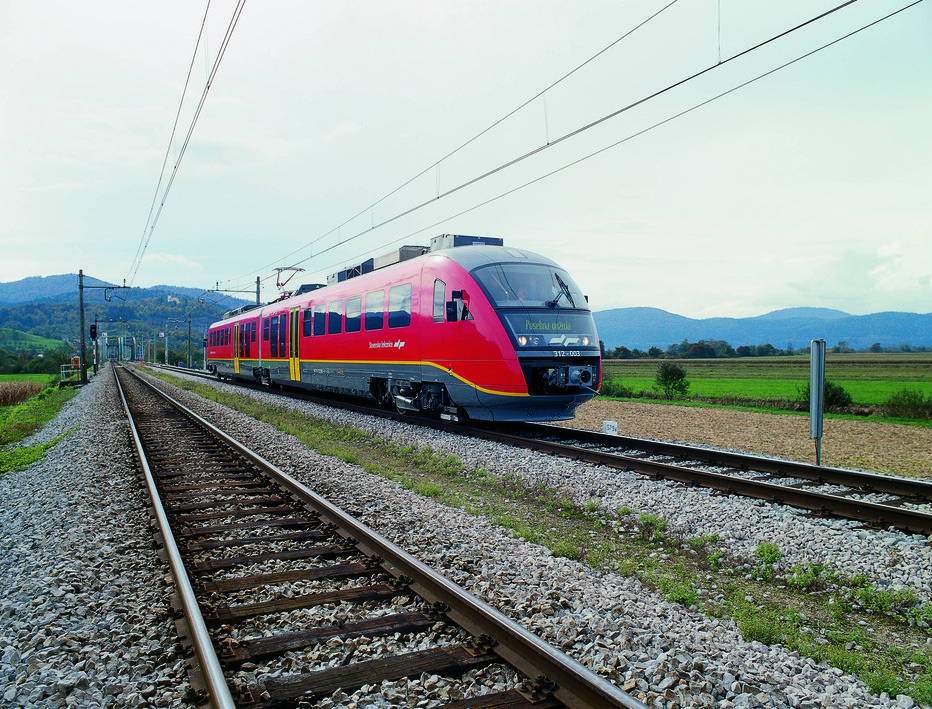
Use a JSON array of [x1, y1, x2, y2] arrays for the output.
[[810, 339, 826, 465]]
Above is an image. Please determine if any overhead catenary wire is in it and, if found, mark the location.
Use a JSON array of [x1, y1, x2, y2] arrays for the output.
[[256, 0, 883, 282], [227, 0, 685, 286], [126, 0, 246, 291], [127, 2, 212, 289]]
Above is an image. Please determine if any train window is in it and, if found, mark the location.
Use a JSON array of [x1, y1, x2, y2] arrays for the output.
[[251, 322, 256, 342], [270, 317, 279, 358], [328, 301, 343, 334], [278, 314, 287, 356], [433, 279, 446, 323], [388, 284, 412, 329], [313, 304, 326, 335], [263, 318, 270, 341], [345, 296, 361, 333], [365, 290, 384, 331], [302, 308, 313, 337]]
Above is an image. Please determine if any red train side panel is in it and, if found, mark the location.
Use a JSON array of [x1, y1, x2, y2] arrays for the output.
[[206, 238, 600, 421]]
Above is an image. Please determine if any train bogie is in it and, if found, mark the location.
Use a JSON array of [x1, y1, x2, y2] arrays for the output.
[[205, 237, 601, 421]]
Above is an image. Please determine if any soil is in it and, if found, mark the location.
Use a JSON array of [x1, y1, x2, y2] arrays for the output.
[[560, 400, 932, 479]]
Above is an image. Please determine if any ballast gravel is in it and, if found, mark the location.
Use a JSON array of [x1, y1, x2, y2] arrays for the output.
[[1, 367, 929, 709]]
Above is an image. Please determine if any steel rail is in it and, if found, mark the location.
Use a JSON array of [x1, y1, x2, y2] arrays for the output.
[[521, 423, 932, 501], [127, 366, 646, 709], [113, 366, 237, 709], [457, 426, 932, 536], [151, 364, 932, 533]]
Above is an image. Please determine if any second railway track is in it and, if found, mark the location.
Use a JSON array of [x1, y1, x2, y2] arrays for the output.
[[114, 365, 643, 708]]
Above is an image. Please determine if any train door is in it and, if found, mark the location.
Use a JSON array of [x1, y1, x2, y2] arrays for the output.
[[233, 324, 240, 374], [289, 308, 300, 381]]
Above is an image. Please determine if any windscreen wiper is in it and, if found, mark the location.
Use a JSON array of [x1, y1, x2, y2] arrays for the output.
[[546, 273, 576, 308]]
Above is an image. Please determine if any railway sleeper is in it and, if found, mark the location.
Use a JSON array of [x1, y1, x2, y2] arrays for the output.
[[247, 644, 501, 708]]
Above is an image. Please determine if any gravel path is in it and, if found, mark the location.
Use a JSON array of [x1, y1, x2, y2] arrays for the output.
[[1, 369, 929, 708]]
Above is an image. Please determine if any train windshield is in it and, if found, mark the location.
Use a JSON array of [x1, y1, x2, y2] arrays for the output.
[[471, 263, 587, 309]]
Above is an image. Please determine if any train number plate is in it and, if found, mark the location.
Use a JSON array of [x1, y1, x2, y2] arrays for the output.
[[553, 350, 580, 357]]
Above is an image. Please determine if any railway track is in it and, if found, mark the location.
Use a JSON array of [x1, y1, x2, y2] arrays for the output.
[[155, 364, 932, 537], [114, 365, 643, 709]]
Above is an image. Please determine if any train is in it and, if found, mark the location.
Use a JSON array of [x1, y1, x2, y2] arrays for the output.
[[204, 234, 601, 422]]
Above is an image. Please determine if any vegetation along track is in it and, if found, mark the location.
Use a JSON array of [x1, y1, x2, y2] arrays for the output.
[[159, 365, 932, 538], [113, 364, 642, 709]]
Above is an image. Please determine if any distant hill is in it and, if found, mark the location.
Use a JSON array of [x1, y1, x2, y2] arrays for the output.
[[0, 274, 251, 310], [0, 274, 253, 349], [594, 307, 932, 351], [0, 328, 65, 353]]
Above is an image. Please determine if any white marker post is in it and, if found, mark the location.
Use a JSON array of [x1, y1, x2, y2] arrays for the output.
[[810, 339, 826, 466], [602, 421, 618, 436]]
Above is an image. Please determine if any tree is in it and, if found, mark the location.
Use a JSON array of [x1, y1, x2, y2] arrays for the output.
[[655, 361, 689, 399], [647, 346, 662, 358]]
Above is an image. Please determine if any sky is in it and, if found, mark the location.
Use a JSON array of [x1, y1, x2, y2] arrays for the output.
[[1, 0, 930, 319]]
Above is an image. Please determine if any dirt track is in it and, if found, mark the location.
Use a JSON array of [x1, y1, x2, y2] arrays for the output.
[[561, 400, 932, 479]]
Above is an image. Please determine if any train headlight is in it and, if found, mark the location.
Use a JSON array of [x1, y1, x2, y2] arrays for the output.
[[582, 336, 590, 346], [518, 336, 528, 346]]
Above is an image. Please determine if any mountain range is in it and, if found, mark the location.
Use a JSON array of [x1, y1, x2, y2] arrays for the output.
[[1, 274, 930, 353], [593, 307, 932, 352]]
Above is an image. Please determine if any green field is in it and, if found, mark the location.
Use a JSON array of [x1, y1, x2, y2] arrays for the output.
[[601, 353, 932, 406], [0, 328, 65, 353], [0, 373, 58, 385]]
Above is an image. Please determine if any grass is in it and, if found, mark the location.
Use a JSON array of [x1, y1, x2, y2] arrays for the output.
[[0, 379, 45, 407], [147, 367, 932, 704], [600, 353, 932, 414], [0, 382, 79, 476]]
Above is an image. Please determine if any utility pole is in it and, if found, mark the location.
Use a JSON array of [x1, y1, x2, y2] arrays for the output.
[[79, 270, 87, 384], [187, 315, 192, 368]]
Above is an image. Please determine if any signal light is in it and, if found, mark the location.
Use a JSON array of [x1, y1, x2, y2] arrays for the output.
[[90, 324, 97, 340]]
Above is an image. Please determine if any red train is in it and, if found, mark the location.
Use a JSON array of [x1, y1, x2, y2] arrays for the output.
[[205, 235, 601, 421]]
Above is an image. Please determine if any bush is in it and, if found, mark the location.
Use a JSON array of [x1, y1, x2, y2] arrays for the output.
[[598, 379, 633, 398], [884, 388, 932, 420], [797, 380, 853, 409], [654, 362, 689, 399]]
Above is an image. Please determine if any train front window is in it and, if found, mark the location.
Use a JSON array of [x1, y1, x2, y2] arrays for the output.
[[472, 263, 587, 309]]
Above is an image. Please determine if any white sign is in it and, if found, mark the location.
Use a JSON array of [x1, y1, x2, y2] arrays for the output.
[[602, 420, 618, 436], [159, 332, 165, 338]]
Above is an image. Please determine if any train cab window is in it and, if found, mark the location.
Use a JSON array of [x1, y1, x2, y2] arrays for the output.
[[345, 296, 361, 333], [263, 318, 270, 341], [302, 308, 313, 337], [365, 290, 384, 331], [328, 301, 343, 334], [433, 279, 446, 323], [313, 304, 326, 335], [388, 283, 412, 329], [270, 317, 279, 358]]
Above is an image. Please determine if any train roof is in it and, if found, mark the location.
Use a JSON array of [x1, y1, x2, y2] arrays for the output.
[[211, 236, 564, 324]]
